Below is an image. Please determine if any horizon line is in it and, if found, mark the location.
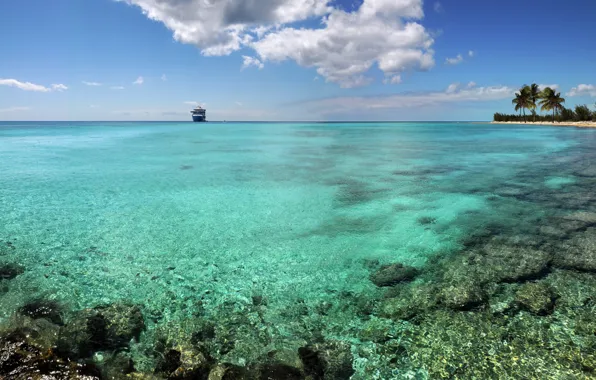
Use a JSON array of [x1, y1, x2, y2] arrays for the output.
[[0, 120, 491, 123]]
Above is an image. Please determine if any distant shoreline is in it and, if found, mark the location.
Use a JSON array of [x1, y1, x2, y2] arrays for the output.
[[492, 121, 596, 128]]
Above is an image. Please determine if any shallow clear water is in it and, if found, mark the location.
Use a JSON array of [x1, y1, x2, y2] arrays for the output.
[[1, 121, 596, 377]]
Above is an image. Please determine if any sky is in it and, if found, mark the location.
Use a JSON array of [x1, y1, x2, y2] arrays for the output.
[[0, 0, 595, 121]]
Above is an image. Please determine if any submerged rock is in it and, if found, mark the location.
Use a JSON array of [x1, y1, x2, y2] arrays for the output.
[[157, 344, 212, 379], [417, 216, 437, 225], [380, 283, 438, 320], [6, 315, 61, 351], [264, 348, 305, 374], [299, 340, 354, 380], [553, 228, 596, 271], [0, 262, 24, 280], [515, 282, 556, 315], [440, 281, 488, 310], [575, 166, 596, 178], [481, 242, 551, 283], [58, 303, 145, 359], [0, 330, 101, 379], [93, 351, 135, 379], [562, 211, 596, 225], [207, 363, 300, 380], [441, 242, 551, 286], [209, 364, 253, 380], [20, 299, 64, 325], [370, 263, 419, 287]]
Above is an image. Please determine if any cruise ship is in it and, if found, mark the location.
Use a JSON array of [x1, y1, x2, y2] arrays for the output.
[[190, 106, 207, 122]]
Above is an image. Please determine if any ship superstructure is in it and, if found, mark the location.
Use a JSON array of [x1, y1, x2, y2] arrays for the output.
[[190, 106, 207, 122]]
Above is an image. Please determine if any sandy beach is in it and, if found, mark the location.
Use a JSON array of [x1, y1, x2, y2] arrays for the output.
[[492, 121, 596, 128]]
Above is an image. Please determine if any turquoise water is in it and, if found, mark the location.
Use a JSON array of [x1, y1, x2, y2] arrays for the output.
[[1, 121, 596, 378]]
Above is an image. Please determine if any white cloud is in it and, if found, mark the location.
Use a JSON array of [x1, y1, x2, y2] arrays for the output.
[[89, 105, 100, 108], [467, 81, 476, 88], [567, 84, 596, 97], [51, 84, 68, 91], [119, 0, 330, 56], [252, 2, 433, 88], [83, 81, 102, 86], [161, 74, 167, 81], [538, 84, 559, 91], [383, 75, 402, 85], [111, 86, 125, 90], [0, 106, 30, 113], [121, 0, 434, 88], [433, 2, 443, 12], [0, 78, 52, 92], [446, 82, 460, 93], [241, 55, 264, 70], [468, 50, 474, 57], [301, 84, 516, 114], [133, 76, 144, 85], [445, 54, 463, 65]]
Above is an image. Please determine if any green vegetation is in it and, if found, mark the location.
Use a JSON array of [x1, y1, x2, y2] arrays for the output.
[[494, 84, 596, 122]]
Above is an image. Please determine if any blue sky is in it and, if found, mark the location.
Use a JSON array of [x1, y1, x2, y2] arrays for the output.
[[0, 0, 595, 121]]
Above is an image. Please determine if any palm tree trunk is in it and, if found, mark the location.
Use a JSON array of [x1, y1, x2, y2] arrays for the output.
[[523, 108, 526, 123]]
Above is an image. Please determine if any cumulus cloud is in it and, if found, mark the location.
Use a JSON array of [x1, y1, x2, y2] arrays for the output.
[[0, 106, 30, 113], [241, 55, 264, 70], [445, 54, 463, 65], [252, 2, 433, 88], [133, 76, 144, 85], [119, 0, 330, 55], [467, 81, 476, 88], [51, 84, 68, 91], [468, 50, 474, 57], [383, 75, 402, 85], [300, 84, 516, 114], [0, 79, 68, 92], [446, 83, 460, 93], [0, 78, 52, 92], [111, 86, 125, 90], [83, 81, 102, 86], [567, 84, 596, 97], [120, 0, 435, 88]]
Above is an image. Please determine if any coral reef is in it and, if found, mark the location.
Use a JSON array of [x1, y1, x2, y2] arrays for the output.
[[515, 281, 557, 315]]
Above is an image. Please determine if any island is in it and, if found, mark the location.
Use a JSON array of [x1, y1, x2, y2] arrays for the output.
[[493, 83, 596, 127]]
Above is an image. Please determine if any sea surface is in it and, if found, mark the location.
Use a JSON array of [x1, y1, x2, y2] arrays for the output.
[[1, 121, 596, 378]]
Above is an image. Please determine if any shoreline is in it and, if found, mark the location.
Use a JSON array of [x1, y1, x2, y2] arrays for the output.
[[492, 121, 596, 128]]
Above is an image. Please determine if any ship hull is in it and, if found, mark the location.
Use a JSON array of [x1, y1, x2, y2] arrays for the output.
[[192, 115, 207, 122]]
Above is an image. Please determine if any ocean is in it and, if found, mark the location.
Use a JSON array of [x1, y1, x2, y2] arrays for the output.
[[1, 121, 596, 378]]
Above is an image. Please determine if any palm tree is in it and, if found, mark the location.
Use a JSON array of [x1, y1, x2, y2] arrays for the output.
[[512, 86, 532, 122], [528, 83, 541, 122], [538, 87, 566, 122]]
